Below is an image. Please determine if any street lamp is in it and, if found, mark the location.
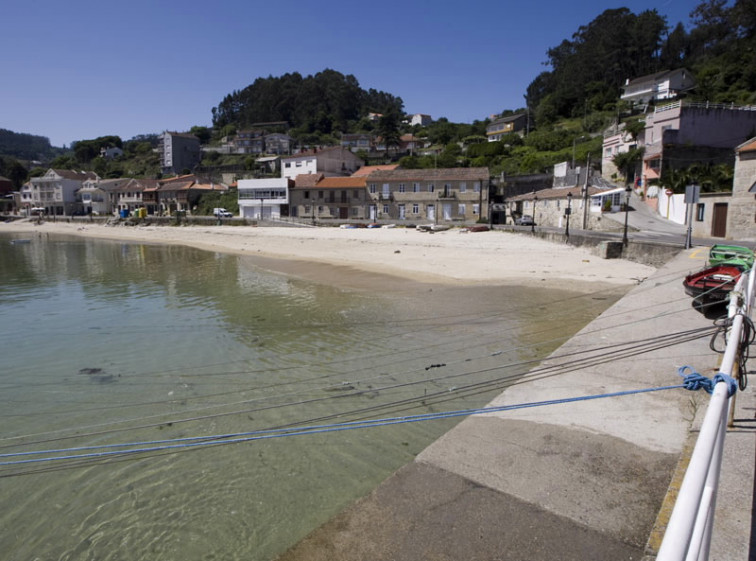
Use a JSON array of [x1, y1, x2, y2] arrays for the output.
[[565, 191, 573, 239], [531, 191, 538, 233], [622, 184, 632, 246]]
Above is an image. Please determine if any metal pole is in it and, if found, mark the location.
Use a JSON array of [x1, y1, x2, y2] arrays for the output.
[[531, 192, 537, 233], [582, 153, 591, 229], [685, 201, 694, 249], [622, 187, 631, 246]]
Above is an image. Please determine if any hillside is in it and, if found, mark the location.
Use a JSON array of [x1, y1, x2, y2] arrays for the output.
[[2, 1, 753, 190]]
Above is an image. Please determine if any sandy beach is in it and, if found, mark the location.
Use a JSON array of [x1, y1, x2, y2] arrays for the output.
[[2, 220, 655, 290]]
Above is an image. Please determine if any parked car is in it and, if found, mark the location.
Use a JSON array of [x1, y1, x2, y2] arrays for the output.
[[515, 214, 534, 226], [213, 208, 233, 218]]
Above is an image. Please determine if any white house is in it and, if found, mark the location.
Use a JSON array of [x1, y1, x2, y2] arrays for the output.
[[25, 169, 99, 215], [409, 114, 432, 127], [620, 69, 695, 105], [78, 178, 128, 215], [237, 177, 292, 220], [281, 146, 363, 180]]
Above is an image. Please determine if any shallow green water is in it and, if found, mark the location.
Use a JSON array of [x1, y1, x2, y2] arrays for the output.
[[0, 231, 619, 560]]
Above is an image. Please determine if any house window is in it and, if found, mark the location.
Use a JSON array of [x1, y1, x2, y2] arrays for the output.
[[353, 190, 360, 200], [412, 203, 419, 213], [318, 191, 323, 199], [383, 204, 389, 214], [296, 161, 302, 167], [413, 183, 420, 192], [473, 182, 481, 192], [428, 184, 435, 192], [460, 182, 467, 193], [458, 203, 466, 215], [398, 183, 406, 193], [369, 183, 376, 194], [473, 204, 480, 215], [304, 205, 311, 213], [352, 207, 359, 217], [285, 162, 291, 168], [304, 190, 310, 199], [696, 203, 705, 222]]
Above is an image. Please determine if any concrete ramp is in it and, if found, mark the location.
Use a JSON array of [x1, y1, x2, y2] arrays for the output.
[[276, 249, 725, 560]]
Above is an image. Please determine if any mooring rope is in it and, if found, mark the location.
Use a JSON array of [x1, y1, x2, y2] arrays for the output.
[[0, 368, 735, 470]]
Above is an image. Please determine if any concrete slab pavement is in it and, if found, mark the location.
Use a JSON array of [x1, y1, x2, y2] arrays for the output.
[[275, 249, 754, 560]]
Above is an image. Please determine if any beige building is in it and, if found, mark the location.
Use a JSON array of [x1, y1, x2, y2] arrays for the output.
[[289, 175, 368, 221], [365, 168, 489, 223]]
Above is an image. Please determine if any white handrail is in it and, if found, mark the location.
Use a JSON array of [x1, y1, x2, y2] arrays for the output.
[[656, 271, 752, 560]]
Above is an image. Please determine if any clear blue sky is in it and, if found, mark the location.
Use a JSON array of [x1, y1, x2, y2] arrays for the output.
[[1, 0, 696, 148]]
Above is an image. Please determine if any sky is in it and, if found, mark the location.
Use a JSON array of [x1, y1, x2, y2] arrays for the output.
[[1, 0, 696, 148]]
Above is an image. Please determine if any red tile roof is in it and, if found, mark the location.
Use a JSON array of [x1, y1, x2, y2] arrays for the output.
[[737, 138, 756, 153], [351, 164, 399, 177], [314, 176, 367, 189]]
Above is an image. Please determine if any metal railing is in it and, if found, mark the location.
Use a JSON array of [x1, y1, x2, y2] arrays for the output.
[[656, 269, 755, 560]]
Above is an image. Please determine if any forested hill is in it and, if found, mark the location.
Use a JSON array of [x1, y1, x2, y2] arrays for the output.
[[526, 1, 756, 124], [211, 69, 404, 135], [0, 129, 57, 160]]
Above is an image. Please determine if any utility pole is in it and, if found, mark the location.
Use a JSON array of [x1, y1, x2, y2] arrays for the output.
[[582, 153, 591, 230]]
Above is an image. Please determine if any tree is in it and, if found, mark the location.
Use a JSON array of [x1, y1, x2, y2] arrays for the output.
[[190, 126, 211, 144], [612, 147, 644, 185], [377, 109, 402, 154]]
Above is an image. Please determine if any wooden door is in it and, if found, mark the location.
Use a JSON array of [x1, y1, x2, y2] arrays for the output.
[[711, 203, 728, 238]]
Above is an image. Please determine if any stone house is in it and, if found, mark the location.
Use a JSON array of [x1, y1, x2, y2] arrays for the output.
[[289, 175, 368, 221], [506, 186, 620, 231], [142, 174, 226, 215], [726, 138, 756, 240], [365, 168, 489, 223]]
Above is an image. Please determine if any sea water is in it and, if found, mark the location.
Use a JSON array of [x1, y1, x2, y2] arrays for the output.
[[0, 231, 618, 560]]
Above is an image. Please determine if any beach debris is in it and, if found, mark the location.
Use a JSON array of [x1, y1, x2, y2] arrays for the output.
[[78, 367, 117, 384], [425, 363, 446, 371]]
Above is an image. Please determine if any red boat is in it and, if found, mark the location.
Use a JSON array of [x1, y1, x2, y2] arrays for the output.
[[683, 264, 743, 302]]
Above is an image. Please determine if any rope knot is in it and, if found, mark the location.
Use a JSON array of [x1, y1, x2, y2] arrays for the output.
[[678, 366, 738, 397]]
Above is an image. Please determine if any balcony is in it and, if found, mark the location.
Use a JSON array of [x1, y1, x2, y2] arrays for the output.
[[438, 190, 456, 200]]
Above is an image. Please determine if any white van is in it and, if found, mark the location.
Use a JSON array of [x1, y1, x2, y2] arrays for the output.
[[213, 208, 233, 218]]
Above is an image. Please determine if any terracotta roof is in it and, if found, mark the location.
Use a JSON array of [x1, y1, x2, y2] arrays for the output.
[[351, 164, 399, 177], [736, 138, 756, 153], [293, 173, 324, 188], [367, 167, 489, 181], [160, 174, 196, 184], [313, 176, 367, 189]]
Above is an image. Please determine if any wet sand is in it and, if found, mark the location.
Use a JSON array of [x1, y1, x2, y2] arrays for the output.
[[2, 220, 655, 292]]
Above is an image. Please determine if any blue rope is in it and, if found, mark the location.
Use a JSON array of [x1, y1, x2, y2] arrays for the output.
[[0, 383, 687, 467], [1, 370, 737, 468], [677, 366, 738, 396]]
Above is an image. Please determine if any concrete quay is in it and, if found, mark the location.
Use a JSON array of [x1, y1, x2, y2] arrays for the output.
[[276, 249, 755, 561]]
